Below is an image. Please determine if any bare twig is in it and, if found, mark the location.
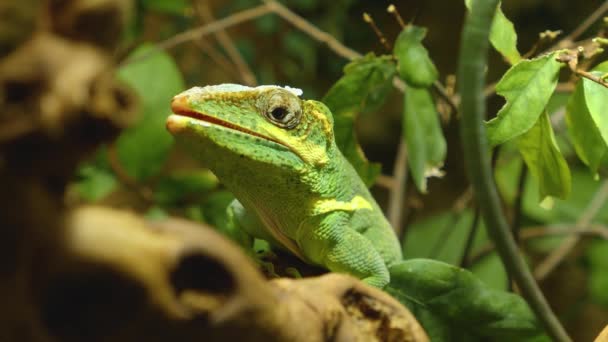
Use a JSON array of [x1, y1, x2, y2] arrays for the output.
[[557, 50, 608, 89], [534, 180, 608, 280], [196, 2, 257, 86], [387, 4, 406, 29], [460, 207, 481, 268], [554, 0, 608, 49], [512, 164, 528, 244], [387, 141, 408, 237], [121, 4, 274, 66], [193, 39, 243, 80], [107, 143, 154, 202], [376, 174, 397, 189], [428, 187, 473, 258], [264, 0, 460, 113], [363, 13, 391, 52], [262, 0, 360, 60], [469, 223, 608, 264]]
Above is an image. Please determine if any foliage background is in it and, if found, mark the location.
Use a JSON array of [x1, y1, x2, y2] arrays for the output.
[[72, 0, 608, 340]]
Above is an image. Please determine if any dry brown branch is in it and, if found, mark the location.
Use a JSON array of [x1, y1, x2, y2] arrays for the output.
[[553, 0, 608, 49], [469, 223, 608, 264], [193, 38, 243, 80], [387, 141, 408, 236], [121, 4, 274, 66], [556, 50, 608, 89], [196, 2, 257, 86], [534, 181, 608, 280]]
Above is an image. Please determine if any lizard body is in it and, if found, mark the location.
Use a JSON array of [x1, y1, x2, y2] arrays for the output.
[[166, 84, 402, 287]]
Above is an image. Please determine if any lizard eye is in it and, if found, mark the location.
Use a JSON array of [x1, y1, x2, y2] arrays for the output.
[[270, 107, 289, 121], [261, 90, 302, 129]]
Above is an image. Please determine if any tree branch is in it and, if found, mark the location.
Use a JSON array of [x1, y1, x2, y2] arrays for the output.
[[457, 1, 570, 340], [554, 0, 608, 49], [387, 140, 409, 237], [195, 2, 258, 86], [121, 4, 274, 66], [469, 224, 608, 264], [534, 180, 608, 280]]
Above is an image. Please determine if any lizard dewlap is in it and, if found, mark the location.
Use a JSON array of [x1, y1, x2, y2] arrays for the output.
[[167, 83, 401, 288]]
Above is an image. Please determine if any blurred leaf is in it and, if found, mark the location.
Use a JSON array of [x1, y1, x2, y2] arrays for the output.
[[546, 91, 570, 115], [517, 111, 571, 200], [282, 31, 316, 75], [586, 240, 608, 306], [387, 259, 546, 341], [403, 85, 446, 193], [470, 254, 508, 291], [116, 44, 184, 181], [564, 60, 608, 172], [74, 165, 117, 201], [154, 169, 218, 206], [566, 81, 607, 173], [255, 15, 279, 34], [583, 62, 608, 139], [201, 190, 235, 230], [495, 152, 608, 226], [145, 206, 169, 220], [235, 39, 256, 66], [141, 0, 189, 15], [401, 208, 508, 291], [393, 25, 438, 87], [465, 0, 521, 65], [486, 52, 563, 146], [323, 53, 396, 186]]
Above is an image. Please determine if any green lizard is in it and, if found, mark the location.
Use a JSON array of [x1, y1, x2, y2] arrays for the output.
[[166, 84, 402, 288]]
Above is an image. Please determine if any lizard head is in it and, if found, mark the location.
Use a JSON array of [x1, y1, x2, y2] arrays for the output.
[[167, 84, 335, 172]]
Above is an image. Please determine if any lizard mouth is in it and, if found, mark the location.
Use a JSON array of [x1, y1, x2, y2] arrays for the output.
[[170, 96, 292, 150]]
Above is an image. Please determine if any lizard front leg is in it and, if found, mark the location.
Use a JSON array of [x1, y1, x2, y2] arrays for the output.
[[296, 212, 390, 288]]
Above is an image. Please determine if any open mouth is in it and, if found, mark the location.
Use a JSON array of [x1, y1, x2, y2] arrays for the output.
[[170, 96, 290, 150]]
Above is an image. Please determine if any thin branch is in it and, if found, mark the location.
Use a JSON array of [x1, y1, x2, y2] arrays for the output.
[[428, 187, 473, 259], [512, 164, 528, 244], [376, 174, 396, 189], [121, 4, 274, 66], [387, 141, 409, 237], [460, 207, 481, 268], [363, 12, 391, 52], [193, 39, 243, 80], [196, 2, 258, 86], [554, 0, 608, 49], [107, 143, 154, 203], [457, 1, 570, 339], [534, 180, 608, 280], [264, 0, 460, 113], [262, 0, 360, 60], [469, 224, 608, 264], [557, 51, 608, 89]]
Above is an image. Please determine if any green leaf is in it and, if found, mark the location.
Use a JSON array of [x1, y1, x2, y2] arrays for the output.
[[74, 165, 117, 201], [401, 208, 508, 291], [154, 169, 218, 206], [393, 25, 438, 87], [403, 85, 446, 193], [387, 259, 546, 341], [495, 153, 608, 225], [516, 111, 571, 200], [141, 0, 189, 15], [580, 61, 608, 145], [566, 81, 607, 173], [322, 53, 396, 186], [486, 52, 563, 146], [586, 240, 608, 306], [116, 44, 185, 181], [465, 0, 521, 65]]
